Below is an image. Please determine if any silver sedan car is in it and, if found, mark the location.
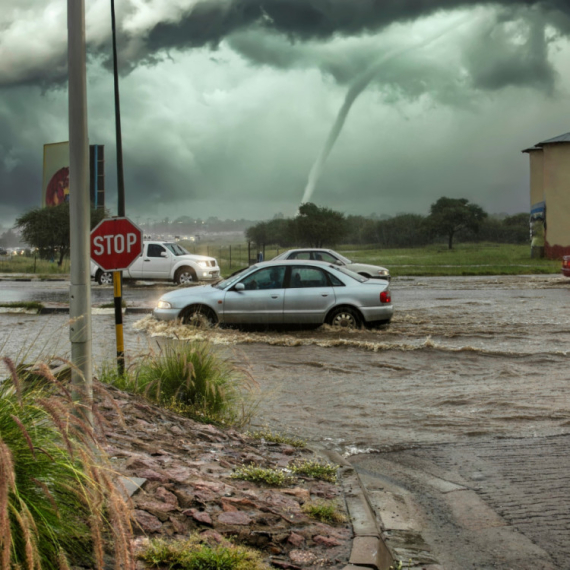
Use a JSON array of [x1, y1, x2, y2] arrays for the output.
[[153, 260, 393, 328], [272, 249, 390, 280]]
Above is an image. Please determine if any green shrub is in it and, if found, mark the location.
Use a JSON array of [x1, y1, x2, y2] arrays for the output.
[[0, 357, 133, 570], [100, 341, 258, 427], [302, 500, 346, 524], [230, 465, 295, 487], [290, 459, 338, 483], [139, 536, 268, 570], [246, 428, 306, 448]]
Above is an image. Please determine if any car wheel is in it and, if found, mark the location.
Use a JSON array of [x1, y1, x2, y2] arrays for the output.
[[97, 270, 113, 285], [327, 307, 362, 329], [181, 306, 216, 328], [175, 266, 197, 285]]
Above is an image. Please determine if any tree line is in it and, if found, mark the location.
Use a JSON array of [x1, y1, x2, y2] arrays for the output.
[[246, 198, 529, 250]]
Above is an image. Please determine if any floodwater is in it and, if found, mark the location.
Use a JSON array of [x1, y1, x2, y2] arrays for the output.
[[1, 274, 569, 453]]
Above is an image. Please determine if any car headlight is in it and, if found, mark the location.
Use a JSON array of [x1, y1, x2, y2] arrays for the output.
[[198, 261, 208, 268], [157, 301, 172, 309], [377, 270, 389, 276]]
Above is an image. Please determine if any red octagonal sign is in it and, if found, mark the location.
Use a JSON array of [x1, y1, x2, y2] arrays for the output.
[[90, 217, 143, 272]]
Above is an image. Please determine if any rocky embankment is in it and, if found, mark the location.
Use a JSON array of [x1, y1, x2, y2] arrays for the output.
[[97, 384, 352, 569]]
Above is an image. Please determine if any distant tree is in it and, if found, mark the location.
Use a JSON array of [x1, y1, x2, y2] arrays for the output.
[[16, 203, 107, 266], [0, 229, 23, 248], [426, 197, 487, 249], [293, 202, 348, 247]]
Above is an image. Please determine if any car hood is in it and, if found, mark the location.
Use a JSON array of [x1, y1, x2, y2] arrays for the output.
[[177, 254, 216, 263], [347, 262, 389, 273], [160, 283, 218, 301]]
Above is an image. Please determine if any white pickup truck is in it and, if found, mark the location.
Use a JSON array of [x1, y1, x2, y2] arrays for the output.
[[91, 241, 220, 285]]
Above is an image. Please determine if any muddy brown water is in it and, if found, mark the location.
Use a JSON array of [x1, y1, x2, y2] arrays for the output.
[[2, 275, 569, 452]]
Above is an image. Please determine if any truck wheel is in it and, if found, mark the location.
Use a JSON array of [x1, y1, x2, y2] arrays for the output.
[[181, 306, 216, 328], [175, 266, 197, 285], [97, 270, 113, 285]]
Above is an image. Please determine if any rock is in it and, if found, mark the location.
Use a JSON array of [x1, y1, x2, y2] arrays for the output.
[[169, 516, 188, 534], [136, 500, 178, 521], [282, 487, 311, 502], [183, 509, 213, 525], [313, 535, 341, 548], [289, 549, 316, 565], [137, 469, 168, 483], [166, 466, 194, 483], [217, 511, 252, 526], [155, 487, 178, 505], [133, 510, 162, 533], [288, 532, 305, 547]]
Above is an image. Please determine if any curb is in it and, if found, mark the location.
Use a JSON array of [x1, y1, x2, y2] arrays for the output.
[[0, 307, 154, 316], [313, 448, 394, 570]]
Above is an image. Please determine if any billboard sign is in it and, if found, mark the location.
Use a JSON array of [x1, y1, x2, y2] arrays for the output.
[[42, 142, 70, 207]]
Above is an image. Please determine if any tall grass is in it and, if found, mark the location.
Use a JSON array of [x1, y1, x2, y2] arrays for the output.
[[0, 357, 134, 570], [100, 341, 258, 427]]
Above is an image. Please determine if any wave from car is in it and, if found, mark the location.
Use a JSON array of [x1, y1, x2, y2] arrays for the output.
[[153, 259, 393, 328], [272, 248, 390, 280], [91, 241, 220, 285]]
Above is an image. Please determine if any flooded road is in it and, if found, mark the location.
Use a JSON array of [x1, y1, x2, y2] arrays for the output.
[[2, 274, 570, 567], [2, 274, 569, 449]]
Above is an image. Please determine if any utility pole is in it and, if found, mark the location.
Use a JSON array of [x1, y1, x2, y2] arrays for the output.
[[68, 0, 93, 423], [111, 0, 126, 374]]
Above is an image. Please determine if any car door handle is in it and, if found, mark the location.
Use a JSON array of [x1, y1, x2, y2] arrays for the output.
[[321, 293, 328, 297], [144, 259, 151, 262], [271, 295, 279, 299]]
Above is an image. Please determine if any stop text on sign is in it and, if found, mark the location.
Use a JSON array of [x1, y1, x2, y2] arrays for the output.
[[92, 233, 138, 256], [90, 217, 143, 272]]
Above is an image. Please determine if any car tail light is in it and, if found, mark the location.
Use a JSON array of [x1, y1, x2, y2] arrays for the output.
[[380, 291, 391, 304]]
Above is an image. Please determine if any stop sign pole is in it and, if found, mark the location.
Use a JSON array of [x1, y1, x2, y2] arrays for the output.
[[91, 218, 142, 374]]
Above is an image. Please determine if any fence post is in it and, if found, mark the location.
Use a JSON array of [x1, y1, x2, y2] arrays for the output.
[[229, 245, 232, 269], [248, 241, 251, 266]]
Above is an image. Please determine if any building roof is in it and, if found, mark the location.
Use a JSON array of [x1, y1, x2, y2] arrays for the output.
[[522, 147, 542, 153], [536, 132, 570, 146]]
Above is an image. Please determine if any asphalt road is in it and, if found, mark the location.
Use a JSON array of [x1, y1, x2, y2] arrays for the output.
[[1, 274, 569, 569]]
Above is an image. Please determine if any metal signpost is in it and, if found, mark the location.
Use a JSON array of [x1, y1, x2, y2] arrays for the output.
[[90, 218, 143, 372], [68, 0, 92, 422]]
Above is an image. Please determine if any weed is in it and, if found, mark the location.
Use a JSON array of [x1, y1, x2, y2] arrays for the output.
[[230, 465, 296, 487], [389, 560, 413, 570], [246, 428, 306, 448], [301, 500, 346, 524], [99, 340, 258, 427], [0, 301, 44, 312], [0, 357, 134, 570], [139, 536, 268, 570], [290, 459, 338, 483], [99, 300, 127, 309]]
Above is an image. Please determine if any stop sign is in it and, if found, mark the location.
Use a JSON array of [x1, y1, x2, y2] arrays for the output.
[[90, 217, 143, 272]]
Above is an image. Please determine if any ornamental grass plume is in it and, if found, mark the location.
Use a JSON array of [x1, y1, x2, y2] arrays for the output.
[[0, 356, 134, 570]]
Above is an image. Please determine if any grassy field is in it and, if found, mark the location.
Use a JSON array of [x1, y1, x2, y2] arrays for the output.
[[0, 255, 70, 275], [1, 243, 561, 278], [179, 241, 561, 278]]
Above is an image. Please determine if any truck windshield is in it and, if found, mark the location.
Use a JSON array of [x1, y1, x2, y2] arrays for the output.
[[164, 243, 189, 256]]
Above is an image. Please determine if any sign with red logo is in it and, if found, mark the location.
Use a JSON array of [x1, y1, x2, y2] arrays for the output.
[[90, 217, 143, 272]]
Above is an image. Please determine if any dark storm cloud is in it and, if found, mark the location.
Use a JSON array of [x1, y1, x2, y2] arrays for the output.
[[144, 0, 567, 50]]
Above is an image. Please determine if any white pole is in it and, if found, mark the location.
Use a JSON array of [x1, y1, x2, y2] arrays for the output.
[[68, 0, 93, 424]]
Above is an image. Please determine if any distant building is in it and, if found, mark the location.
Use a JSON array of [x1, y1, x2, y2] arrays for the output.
[[523, 132, 570, 259]]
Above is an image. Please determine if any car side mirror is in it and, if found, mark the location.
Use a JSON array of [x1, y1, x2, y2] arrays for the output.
[[235, 283, 245, 291], [160, 251, 168, 257], [334, 260, 342, 265]]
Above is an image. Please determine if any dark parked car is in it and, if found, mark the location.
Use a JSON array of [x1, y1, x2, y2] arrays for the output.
[[153, 260, 393, 328]]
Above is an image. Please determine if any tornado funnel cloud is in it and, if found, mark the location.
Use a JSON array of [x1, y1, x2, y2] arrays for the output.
[[301, 16, 473, 205]]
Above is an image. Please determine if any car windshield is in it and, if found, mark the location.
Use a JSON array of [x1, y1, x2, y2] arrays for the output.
[[213, 266, 254, 289], [164, 243, 190, 256], [332, 265, 368, 283], [335, 252, 352, 264]]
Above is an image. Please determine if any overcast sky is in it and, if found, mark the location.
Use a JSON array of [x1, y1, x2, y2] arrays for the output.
[[1, 0, 569, 228]]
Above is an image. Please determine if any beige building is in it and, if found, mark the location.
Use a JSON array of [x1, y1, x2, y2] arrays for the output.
[[523, 132, 570, 259]]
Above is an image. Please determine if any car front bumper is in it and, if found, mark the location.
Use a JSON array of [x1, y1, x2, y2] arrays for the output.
[[153, 307, 182, 321]]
